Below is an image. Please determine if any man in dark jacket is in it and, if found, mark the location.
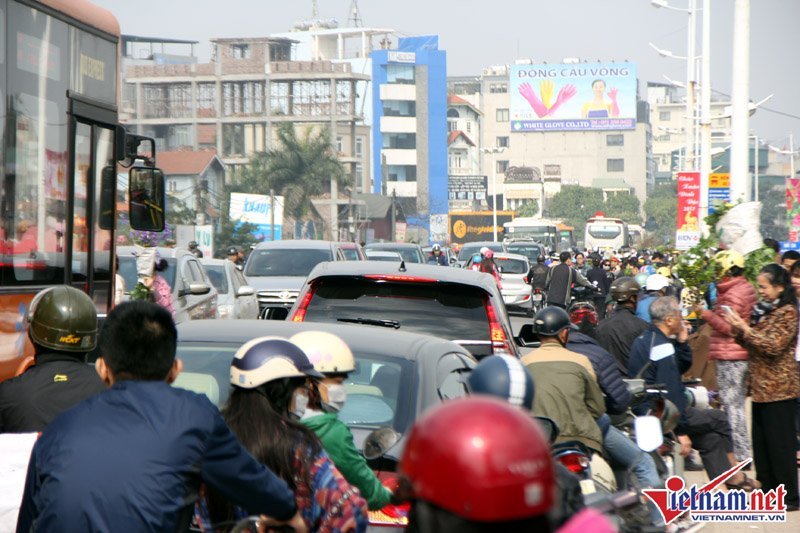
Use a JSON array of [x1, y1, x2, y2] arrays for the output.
[[545, 251, 596, 309], [17, 301, 304, 532], [529, 255, 550, 291], [0, 286, 104, 433], [596, 277, 648, 373], [586, 256, 613, 319], [628, 296, 752, 489]]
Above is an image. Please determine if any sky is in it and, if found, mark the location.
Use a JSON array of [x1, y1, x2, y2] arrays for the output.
[[92, 0, 800, 148]]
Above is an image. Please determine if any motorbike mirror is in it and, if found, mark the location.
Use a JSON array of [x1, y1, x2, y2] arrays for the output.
[[533, 416, 560, 445], [634, 415, 663, 452], [363, 426, 400, 460], [516, 323, 538, 347]]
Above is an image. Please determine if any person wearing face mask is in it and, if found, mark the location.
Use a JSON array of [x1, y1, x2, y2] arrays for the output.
[[198, 336, 368, 532], [290, 331, 395, 511], [586, 256, 612, 319]]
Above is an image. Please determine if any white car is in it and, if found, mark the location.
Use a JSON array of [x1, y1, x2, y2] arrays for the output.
[[494, 253, 534, 316], [364, 250, 403, 262], [201, 259, 259, 319]]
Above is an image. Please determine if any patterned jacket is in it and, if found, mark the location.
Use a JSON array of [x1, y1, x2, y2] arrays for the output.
[[736, 304, 800, 403], [702, 276, 757, 361]]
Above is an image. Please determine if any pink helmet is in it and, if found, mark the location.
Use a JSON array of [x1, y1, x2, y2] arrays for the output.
[[483, 249, 494, 259]]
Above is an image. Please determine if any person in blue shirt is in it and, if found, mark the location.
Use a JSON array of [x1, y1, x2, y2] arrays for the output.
[[427, 244, 448, 266], [16, 301, 305, 533], [636, 274, 671, 323]]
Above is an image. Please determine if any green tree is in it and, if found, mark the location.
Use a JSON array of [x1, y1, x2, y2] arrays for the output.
[[547, 185, 604, 236], [643, 182, 677, 242], [514, 199, 540, 218], [605, 193, 641, 224], [235, 123, 348, 222]]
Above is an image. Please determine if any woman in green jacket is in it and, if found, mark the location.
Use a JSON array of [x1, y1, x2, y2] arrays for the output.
[[291, 331, 394, 511]]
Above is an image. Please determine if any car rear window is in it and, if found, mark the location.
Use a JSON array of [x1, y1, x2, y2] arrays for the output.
[[303, 278, 491, 341], [118, 256, 177, 292], [340, 247, 361, 261], [205, 265, 229, 294], [366, 246, 421, 263], [507, 244, 543, 261], [495, 258, 528, 274], [457, 243, 504, 261], [245, 248, 333, 277]]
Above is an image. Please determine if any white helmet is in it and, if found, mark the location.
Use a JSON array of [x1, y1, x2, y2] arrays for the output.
[[479, 247, 490, 255], [289, 331, 356, 375], [645, 274, 671, 292], [230, 336, 322, 388]]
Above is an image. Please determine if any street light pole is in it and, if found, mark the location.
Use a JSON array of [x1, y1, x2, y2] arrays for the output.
[[729, 0, 751, 202], [699, 0, 712, 226], [685, 0, 697, 171], [481, 146, 506, 242]]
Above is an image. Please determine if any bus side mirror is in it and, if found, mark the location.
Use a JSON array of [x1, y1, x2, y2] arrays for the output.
[[129, 167, 166, 231]]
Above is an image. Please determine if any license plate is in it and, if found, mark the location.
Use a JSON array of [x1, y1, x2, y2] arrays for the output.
[[533, 294, 543, 301]]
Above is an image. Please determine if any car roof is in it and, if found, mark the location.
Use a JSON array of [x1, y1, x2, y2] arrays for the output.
[[200, 258, 226, 266], [364, 242, 421, 249], [176, 320, 473, 362], [364, 250, 402, 257], [252, 240, 336, 250], [460, 241, 503, 248], [493, 252, 528, 262], [305, 260, 500, 291], [117, 246, 193, 258]]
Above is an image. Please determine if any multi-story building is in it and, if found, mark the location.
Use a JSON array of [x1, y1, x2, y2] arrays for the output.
[[478, 63, 654, 214], [371, 36, 447, 243]]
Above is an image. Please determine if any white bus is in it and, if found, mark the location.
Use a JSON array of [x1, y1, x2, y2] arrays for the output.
[[503, 218, 560, 252], [628, 224, 645, 248], [584, 217, 630, 254]]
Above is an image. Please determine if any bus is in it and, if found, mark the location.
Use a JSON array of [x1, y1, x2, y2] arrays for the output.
[[584, 217, 629, 254], [628, 224, 645, 248], [503, 218, 560, 252], [0, 0, 164, 381], [557, 223, 576, 251]]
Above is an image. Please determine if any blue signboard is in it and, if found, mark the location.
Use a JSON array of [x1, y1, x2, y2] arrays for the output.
[[780, 241, 800, 253], [708, 188, 730, 214]]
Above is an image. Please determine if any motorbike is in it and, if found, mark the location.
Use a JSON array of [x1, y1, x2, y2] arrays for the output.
[[531, 287, 545, 315], [568, 285, 600, 331]]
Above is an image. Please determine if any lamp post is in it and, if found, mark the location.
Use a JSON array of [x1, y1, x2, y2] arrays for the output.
[[768, 134, 798, 181], [480, 146, 507, 242]]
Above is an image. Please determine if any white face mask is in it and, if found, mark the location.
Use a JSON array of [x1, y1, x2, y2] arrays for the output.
[[322, 383, 347, 413], [291, 389, 309, 420]]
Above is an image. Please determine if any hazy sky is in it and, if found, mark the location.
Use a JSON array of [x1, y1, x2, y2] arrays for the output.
[[93, 0, 799, 147]]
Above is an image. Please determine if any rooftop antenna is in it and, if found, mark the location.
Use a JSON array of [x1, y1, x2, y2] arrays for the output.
[[312, 0, 319, 18], [348, 0, 363, 27]]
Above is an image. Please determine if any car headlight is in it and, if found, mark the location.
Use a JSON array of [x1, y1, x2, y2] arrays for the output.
[[218, 304, 234, 319]]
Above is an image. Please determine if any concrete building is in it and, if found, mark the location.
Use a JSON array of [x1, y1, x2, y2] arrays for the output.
[[159, 149, 226, 223], [478, 64, 654, 214], [371, 36, 447, 243], [646, 82, 732, 181], [120, 35, 372, 195]]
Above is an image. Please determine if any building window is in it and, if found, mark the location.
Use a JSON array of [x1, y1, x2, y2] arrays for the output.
[[355, 137, 364, 158], [606, 134, 624, 146], [168, 180, 177, 193], [223, 124, 245, 156], [383, 133, 416, 149], [385, 100, 416, 117], [355, 163, 363, 186], [386, 64, 415, 84], [448, 121, 458, 132], [490, 83, 508, 94], [607, 158, 625, 172], [496, 108, 509, 122], [497, 160, 509, 173], [497, 136, 509, 148], [659, 111, 671, 121], [466, 122, 472, 133], [231, 44, 250, 59], [336, 137, 343, 154], [447, 108, 460, 118]]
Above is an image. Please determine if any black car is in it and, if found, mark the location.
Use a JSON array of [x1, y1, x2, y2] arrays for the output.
[[288, 261, 522, 358], [173, 319, 476, 530]]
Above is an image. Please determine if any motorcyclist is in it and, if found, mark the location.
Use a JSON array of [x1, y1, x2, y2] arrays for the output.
[[226, 245, 244, 269], [290, 331, 395, 511], [0, 286, 104, 433], [595, 277, 649, 372], [198, 336, 368, 531], [636, 273, 671, 323], [545, 251, 597, 309], [586, 256, 613, 320], [466, 355, 584, 528], [188, 240, 203, 258], [522, 307, 606, 454], [529, 255, 550, 291], [399, 396, 614, 533], [477, 248, 502, 288], [427, 243, 448, 266]]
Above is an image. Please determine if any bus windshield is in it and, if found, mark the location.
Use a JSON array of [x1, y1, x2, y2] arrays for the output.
[[587, 225, 622, 239]]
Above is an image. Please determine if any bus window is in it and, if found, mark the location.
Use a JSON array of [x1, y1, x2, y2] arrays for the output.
[[93, 126, 116, 311]]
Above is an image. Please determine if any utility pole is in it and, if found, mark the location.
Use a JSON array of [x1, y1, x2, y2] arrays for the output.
[[699, 0, 711, 227], [270, 188, 275, 241], [685, 0, 697, 171], [390, 189, 396, 242], [729, 0, 750, 202]]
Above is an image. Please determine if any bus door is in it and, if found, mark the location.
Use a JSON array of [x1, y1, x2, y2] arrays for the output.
[[68, 98, 118, 314]]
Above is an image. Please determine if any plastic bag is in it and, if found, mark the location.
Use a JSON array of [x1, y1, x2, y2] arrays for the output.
[[716, 202, 763, 256]]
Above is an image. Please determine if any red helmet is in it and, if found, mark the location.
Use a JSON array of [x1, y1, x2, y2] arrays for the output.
[[400, 397, 555, 522]]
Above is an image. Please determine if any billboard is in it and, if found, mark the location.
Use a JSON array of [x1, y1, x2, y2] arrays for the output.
[[786, 178, 800, 242], [448, 175, 487, 201], [449, 211, 515, 244], [509, 62, 637, 132], [229, 192, 284, 241], [676, 172, 701, 250]]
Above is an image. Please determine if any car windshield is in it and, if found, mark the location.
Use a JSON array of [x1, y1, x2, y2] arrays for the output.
[[366, 246, 421, 263], [205, 265, 229, 294], [340, 247, 361, 261], [118, 256, 177, 292], [496, 258, 527, 274], [303, 278, 491, 341], [506, 244, 543, 261], [588, 224, 622, 239], [457, 243, 503, 261], [245, 248, 333, 277], [175, 343, 414, 432]]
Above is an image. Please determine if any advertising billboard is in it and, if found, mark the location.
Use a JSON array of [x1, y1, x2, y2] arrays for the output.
[[449, 211, 515, 244], [676, 172, 701, 250], [509, 62, 637, 132], [229, 192, 284, 241], [786, 178, 800, 242]]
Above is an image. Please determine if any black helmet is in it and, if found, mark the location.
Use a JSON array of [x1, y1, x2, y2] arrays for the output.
[[532, 306, 576, 337], [467, 355, 534, 410], [610, 276, 641, 303], [537, 255, 545, 263], [226, 245, 239, 256], [27, 286, 97, 352], [188, 241, 199, 249]]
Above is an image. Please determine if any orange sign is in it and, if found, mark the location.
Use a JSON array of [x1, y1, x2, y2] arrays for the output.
[[709, 173, 730, 188]]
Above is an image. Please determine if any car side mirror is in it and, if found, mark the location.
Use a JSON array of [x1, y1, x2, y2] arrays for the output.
[[515, 323, 538, 347], [363, 426, 400, 460], [236, 286, 255, 297], [449, 256, 457, 264], [179, 282, 211, 297]]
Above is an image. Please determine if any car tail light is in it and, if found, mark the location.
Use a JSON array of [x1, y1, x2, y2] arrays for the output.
[[556, 451, 591, 475], [290, 286, 316, 322], [363, 274, 437, 283], [484, 298, 512, 353], [368, 473, 410, 527]]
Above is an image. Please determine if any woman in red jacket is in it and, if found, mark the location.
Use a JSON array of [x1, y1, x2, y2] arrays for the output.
[[699, 250, 757, 464]]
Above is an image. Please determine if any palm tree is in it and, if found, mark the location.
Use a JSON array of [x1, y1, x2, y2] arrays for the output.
[[236, 123, 348, 221]]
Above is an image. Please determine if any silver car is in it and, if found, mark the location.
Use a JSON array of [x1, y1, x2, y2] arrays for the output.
[[493, 252, 534, 316], [201, 259, 259, 319]]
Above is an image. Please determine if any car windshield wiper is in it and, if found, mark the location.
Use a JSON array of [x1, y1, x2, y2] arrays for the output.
[[337, 317, 401, 329]]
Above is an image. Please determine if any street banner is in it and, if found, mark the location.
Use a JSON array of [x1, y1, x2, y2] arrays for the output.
[[509, 62, 637, 132], [676, 172, 701, 250], [448, 175, 487, 201], [229, 192, 284, 241], [786, 178, 800, 242], [449, 211, 514, 244]]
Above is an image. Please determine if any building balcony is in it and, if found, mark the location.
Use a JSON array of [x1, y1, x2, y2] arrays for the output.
[[380, 84, 416, 101], [382, 149, 417, 166], [380, 116, 416, 133], [387, 181, 417, 197]]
